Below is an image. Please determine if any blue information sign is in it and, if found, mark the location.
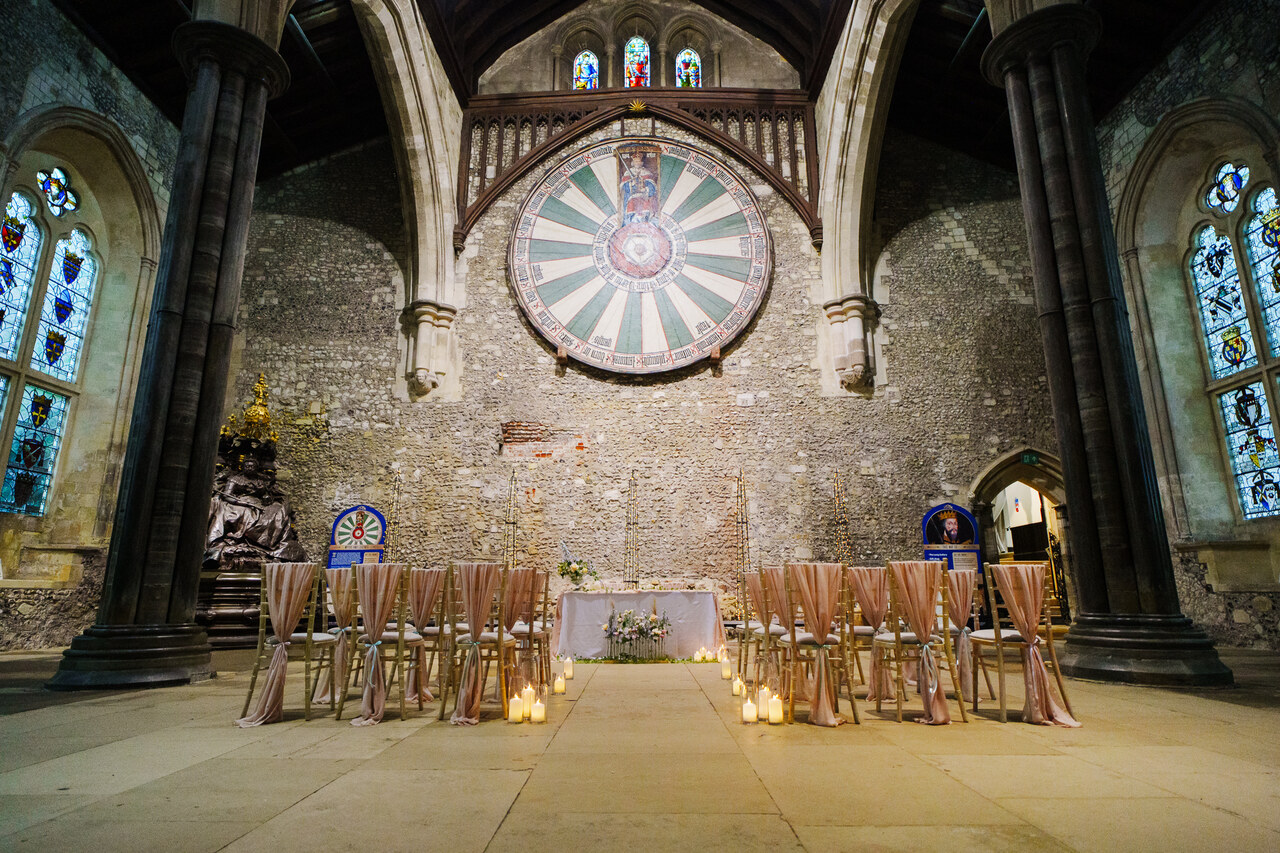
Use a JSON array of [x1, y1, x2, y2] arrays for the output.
[[327, 504, 387, 570], [922, 502, 982, 575]]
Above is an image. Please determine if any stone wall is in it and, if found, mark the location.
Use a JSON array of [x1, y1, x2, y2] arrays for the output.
[[232, 124, 1050, 600], [0, 0, 179, 206], [1095, 0, 1280, 648], [478, 0, 799, 94], [0, 0, 177, 649]]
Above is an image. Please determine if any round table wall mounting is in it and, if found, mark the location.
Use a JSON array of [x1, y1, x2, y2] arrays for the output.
[[509, 137, 772, 374]]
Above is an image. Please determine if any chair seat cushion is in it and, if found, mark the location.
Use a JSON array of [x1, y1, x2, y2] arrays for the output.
[[456, 631, 516, 645], [791, 631, 841, 646], [849, 625, 876, 637], [970, 628, 1024, 643], [284, 632, 337, 645], [511, 620, 549, 636], [358, 630, 424, 644], [753, 624, 788, 637], [872, 631, 942, 645]]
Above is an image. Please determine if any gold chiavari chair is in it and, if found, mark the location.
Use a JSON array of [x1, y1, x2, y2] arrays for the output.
[[780, 562, 858, 725], [239, 562, 336, 724], [337, 563, 424, 723], [971, 562, 1074, 723], [512, 568, 552, 689], [872, 560, 968, 723], [444, 562, 515, 723]]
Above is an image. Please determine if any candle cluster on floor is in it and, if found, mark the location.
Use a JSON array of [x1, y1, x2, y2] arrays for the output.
[[741, 688, 783, 725], [507, 683, 546, 724]]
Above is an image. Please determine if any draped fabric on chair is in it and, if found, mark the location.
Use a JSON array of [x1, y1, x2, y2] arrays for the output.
[[847, 567, 891, 701], [502, 568, 536, 690], [351, 563, 405, 727], [890, 561, 950, 725], [745, 573, 766, 627], [947, 568, 977, 703], [991, 563, 1080, 728], [313, 566, 354, 703], [406, 568, 446, 703], [763, 565, 796, 695], [790, 562, 844, 727], [451, 562, 502, 726], [236, 562, 316, 727]]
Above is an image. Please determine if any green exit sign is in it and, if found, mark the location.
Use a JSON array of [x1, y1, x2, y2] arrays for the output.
[[1021, 452, 1040, 466]]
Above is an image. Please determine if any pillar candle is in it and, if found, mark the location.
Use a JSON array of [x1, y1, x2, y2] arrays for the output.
[[757, 686, 769, 720], [563, 657, 574, 679], [507, 696, 523, 723], [553, 674, 566, 694], [530, 698, 546, 723], [522, 684, 535, 719], [732, 676, 743, 696], [742, 698, 757, 723], [721, 658, 733, 679], [768, 694, 783, 724]]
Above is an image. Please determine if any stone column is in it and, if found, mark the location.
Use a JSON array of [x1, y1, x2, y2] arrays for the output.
[[657, 42, 668, 87], [551, 45, 563, 90], [711, 42, 722, 87], [49, 21, 289, 689], [981, 4, 1230, 684], [823, 292, 878, 390], [606, 44, 617, 88]]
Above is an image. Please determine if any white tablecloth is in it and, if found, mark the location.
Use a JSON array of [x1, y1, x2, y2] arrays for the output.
[[553, 590, 726, 659]]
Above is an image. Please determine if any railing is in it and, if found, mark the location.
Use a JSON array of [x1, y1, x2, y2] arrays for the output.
[[455, 89, 822, 249]]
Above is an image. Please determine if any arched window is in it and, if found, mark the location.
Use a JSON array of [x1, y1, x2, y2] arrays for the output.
[[624, 37, 649, 88], [674, 48, 701, 88], [572, 50, 599, 90], [1190, 162, 1280, 519], [0, 170, 100, 516]]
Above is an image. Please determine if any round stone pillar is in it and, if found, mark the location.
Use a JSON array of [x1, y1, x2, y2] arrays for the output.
[[981, 5, 1230, 685], [49, 22, 289, 689]]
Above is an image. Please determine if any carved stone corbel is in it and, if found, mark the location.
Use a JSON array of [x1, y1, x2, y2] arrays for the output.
[[823, 292, 880, 391], [407, 298, 457, 395]]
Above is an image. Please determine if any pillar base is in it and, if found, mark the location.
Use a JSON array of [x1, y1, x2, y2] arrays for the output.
[[47, 624, 213, 690], [1059, 614, 1233, 687]]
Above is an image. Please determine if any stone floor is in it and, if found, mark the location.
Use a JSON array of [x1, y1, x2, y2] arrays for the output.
[[1, 648, 1279, 852]]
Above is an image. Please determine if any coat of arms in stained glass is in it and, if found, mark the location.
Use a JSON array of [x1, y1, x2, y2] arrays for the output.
[[1191, 225, 1257, 378], [36, 167, 79, 217], [573, 51, 599, 89], [1219, 382, 1280, 519], [31, 229, 96, 383], [1206, 162, 1250, 215], [0, 193, 41, 360], [624, 37, 649, 88], [675, 49, 701, 88], [1244, 187, 1280, 354], [0, 384, 68, 516]]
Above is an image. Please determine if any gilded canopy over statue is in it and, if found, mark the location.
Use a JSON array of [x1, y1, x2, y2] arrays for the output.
[[204, 374, 306, 568]]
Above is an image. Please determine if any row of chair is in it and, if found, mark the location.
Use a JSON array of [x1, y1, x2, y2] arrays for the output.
[[236, 561, 554, 727], [735, 560, 1076, 726]]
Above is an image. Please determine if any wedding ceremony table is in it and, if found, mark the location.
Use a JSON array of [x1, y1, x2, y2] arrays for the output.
[[553, 590, 726, 659]]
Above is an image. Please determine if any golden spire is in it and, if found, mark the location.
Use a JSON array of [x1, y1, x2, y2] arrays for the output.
[[220, 373, 279, 442]]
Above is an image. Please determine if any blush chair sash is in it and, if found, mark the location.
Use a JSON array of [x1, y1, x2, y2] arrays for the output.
[[313, 566, 355, 704], [745, 573, 767, 624], [847, 566, 891, 701], [450, 562, 502, 726], [790, 562, 844, 727], [351, 563, 406, 727], [236, 562, 316, 727], [406, 568, 446, 703], [502, 568, 536, 631], [947, 568, 977, 703], [890, 561, 950, 725], [991, 563, 1080, 728]]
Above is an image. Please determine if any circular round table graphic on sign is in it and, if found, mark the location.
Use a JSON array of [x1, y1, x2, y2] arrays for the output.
[[509, 138, 772, 374], [332, 506, 384, 548]]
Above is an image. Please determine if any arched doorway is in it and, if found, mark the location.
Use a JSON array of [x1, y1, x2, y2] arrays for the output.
[[969, 447, 1073, 622]]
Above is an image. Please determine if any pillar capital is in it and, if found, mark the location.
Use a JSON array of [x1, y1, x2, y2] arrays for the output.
[[173, 20, 291, 98], [981, 4, 1099, 87]]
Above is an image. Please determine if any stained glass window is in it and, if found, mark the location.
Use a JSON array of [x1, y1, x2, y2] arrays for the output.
[[1245, 187, 1280, 352], [572, 50, 599, 90], [36, 167, 78, 217], [1191, 225, 1256, 378], [624, 37, 649, 88], [0, 193, 42, 361], [1206, 162, 1250, 215], [675, 49, 701, 88], [31, 229, 96, 383], [1218, 382, 1280, 519], [0, 384, 69, 515]]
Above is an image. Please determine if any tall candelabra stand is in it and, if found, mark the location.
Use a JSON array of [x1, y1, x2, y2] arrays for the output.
[[503, 469, 518, 572], [386, 464, 405, 562], [623, 470, 639, 588], [833, 470, 853, 567], [735, 470, 751, 677]]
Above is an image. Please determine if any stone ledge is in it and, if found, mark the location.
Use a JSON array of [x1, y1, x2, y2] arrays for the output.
[[0, 578, 80, 590]]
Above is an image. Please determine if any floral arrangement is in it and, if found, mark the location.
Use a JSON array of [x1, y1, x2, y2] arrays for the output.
[[602, 608, 671, 643], [557, 559, 597, 586]]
